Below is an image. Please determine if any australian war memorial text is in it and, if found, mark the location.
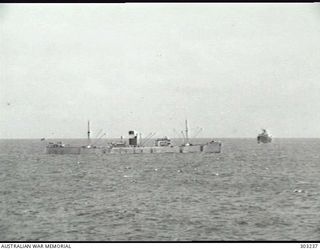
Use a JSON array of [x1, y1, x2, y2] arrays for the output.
[[1, 244, 71, 249]]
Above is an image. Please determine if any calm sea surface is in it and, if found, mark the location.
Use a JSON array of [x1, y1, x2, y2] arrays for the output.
[[0, 138, 319, 241]]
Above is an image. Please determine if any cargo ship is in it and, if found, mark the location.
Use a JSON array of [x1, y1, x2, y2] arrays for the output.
[[257, 129, 272, 143], [46, 120, 222, 154]]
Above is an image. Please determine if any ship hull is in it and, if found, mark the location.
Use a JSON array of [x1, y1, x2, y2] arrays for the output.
[[257, 135, 272, 143], [46, 142, 222, 155], [46, 147, 103, 155]]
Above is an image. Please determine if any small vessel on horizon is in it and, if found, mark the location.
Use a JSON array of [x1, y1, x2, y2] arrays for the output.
[[257, 129, 272, 143], [46, 120, 222, 154]]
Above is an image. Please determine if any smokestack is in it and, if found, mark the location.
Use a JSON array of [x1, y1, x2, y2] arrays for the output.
[[128, 130, 137, 146]]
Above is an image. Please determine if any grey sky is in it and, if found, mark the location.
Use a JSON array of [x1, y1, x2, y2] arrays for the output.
[[1, 3, 320, 139]]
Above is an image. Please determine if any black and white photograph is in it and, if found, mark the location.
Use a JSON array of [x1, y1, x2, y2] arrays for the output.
[[1, 2, 320, 244]]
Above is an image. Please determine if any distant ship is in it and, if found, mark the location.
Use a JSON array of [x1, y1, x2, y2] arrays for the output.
[[257, 129, 272, 143], [46, 120, 222, 154]]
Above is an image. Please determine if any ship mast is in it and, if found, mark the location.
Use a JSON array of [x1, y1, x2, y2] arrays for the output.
[[185, 119, 189, 145], [87, 120, 91, 146]]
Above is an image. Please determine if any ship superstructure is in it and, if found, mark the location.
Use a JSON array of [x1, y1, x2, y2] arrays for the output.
[[257, 129, 272, 143]]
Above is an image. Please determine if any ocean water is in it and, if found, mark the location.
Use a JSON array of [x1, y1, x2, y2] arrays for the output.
[[0, 138, 320, 241]]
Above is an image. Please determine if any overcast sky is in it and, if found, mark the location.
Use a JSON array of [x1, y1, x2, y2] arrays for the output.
[[1, 3, 320, 139]]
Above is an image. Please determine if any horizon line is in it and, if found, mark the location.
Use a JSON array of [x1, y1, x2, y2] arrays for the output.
[[1, 137, 320, 140]]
